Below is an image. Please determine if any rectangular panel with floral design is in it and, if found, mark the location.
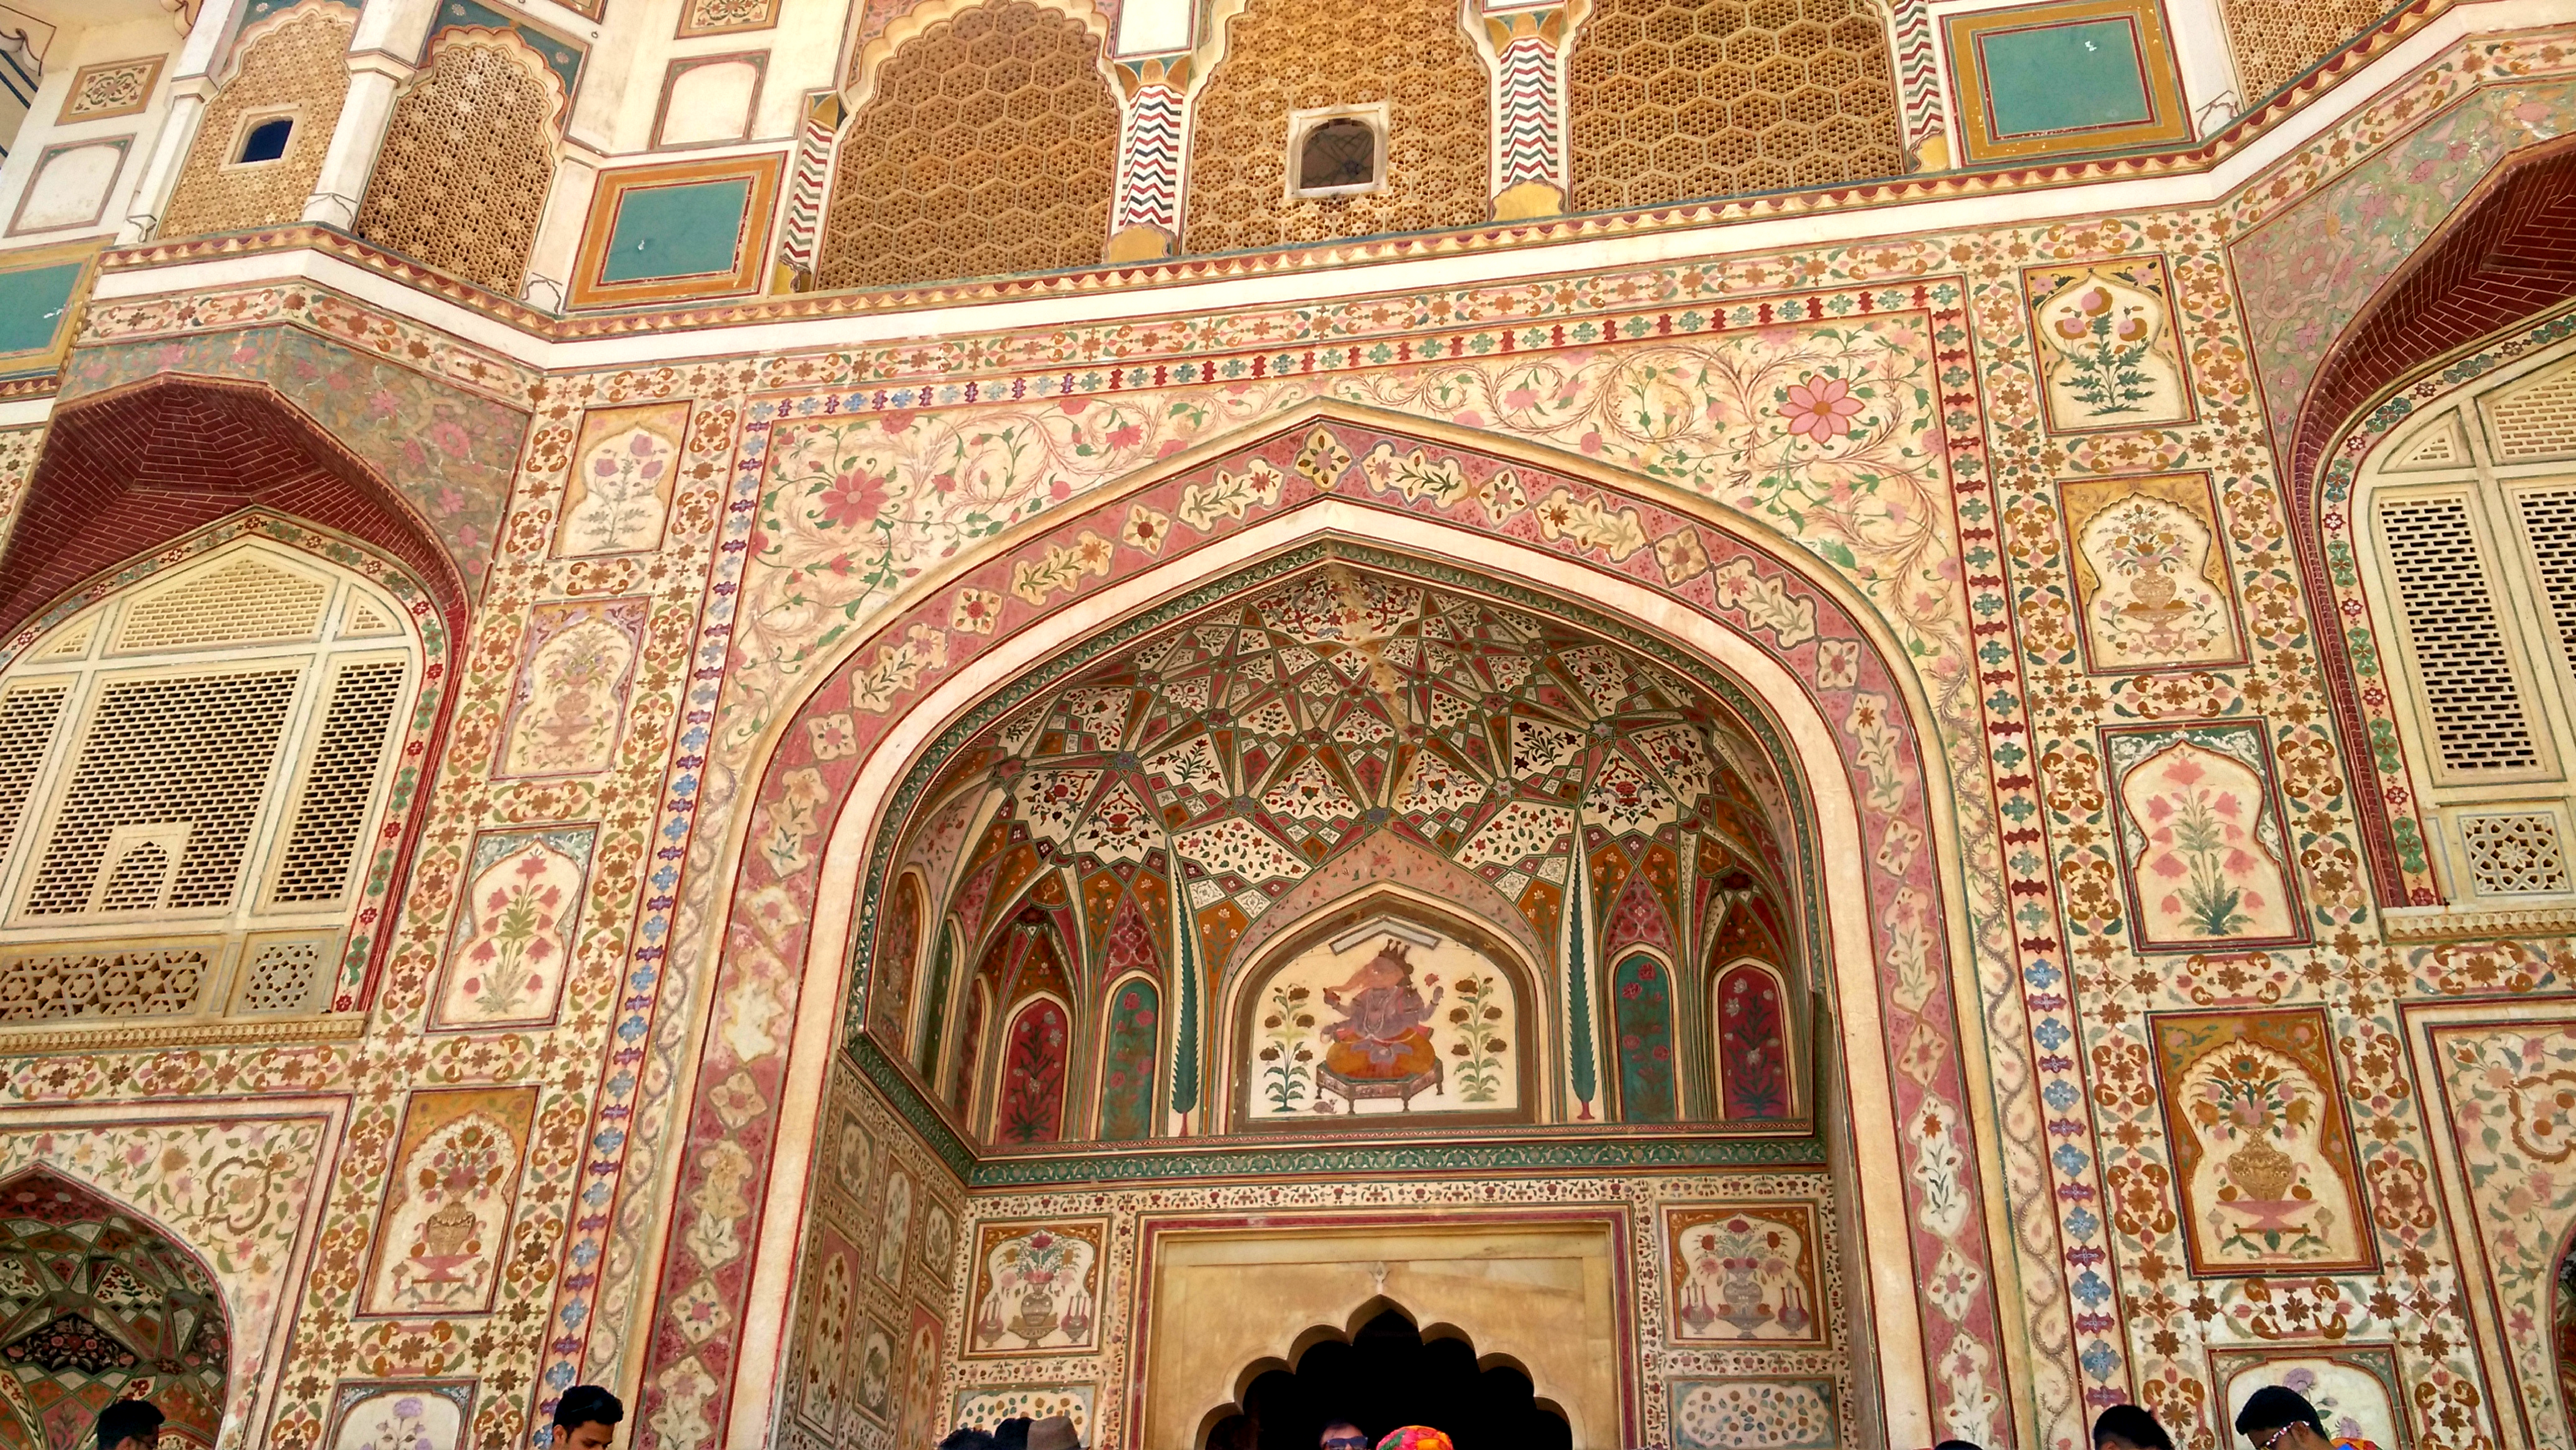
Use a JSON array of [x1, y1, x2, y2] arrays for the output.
[[555, 402, 689, 557], [2103, 720, 2308, 952], [1667, 1377, 1838, 1449], [2059, 472, 2245, 672], [432, 824, 596, 1029], [1661, 1202, 1829, 1346], [2022, 255, 2196, 433], [962, 1219, 1107, 1357], [494, 598, 648, 779], [2212, 1343, 2411, 1450], [2148, 1008, 2375, 1275], [361, 1087, 540, 1315]]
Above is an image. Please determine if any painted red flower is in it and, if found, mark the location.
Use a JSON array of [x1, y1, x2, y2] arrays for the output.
[[1780, 375, 1864, 442], [817, 467, 889, 530]]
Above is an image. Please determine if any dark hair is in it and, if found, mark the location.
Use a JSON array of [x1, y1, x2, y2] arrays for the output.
[[2234, 1387, 2325, 1439], [1933, 1441, 1986, 1450], [938, 1432, 1000, 1450], [97, 1400, 164, 1450], [553, 1386, 626, 1434], [2095, 1405, 2177, 1450], [993, 1418, 1033, 1450]]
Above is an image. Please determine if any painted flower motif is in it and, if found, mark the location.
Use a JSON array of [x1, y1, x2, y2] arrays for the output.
[[817, 467, 890, 531], [1780, 375, 1864, 442]]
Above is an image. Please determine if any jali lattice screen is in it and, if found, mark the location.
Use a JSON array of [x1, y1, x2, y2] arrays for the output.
[[815, 1, 1123, 291], [1565, 0, 1903, 214], [157, 2, 354, 240], [1181, 0, 1490, 254], [353, 32, 563, 296]]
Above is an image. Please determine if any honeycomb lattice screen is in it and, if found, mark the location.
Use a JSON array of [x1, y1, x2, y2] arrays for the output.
[[269, 659, 403, 906], [1566, 0, 1904, 214], [2376, 495, 2542, 773], [23, 671, 301, 917], [2219, 0, 2385, 102], [816, 1, 1121, 291], [2487, 362, 2576, 463], [2514, 484, 2576, 685], [117, 555, 328, 652], [354, 34, 562, 296], [157, 3, 356, 240], [1181, 0, 1489, 254], [0, 686, 66, 876]]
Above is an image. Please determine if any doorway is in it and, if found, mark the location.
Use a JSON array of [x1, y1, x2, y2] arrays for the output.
[[1202, 1307, 1572, 1450]]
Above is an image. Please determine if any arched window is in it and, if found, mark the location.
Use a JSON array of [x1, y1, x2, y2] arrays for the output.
[[0, 539, 421, 1021], [2356, 341, 2576, 902]]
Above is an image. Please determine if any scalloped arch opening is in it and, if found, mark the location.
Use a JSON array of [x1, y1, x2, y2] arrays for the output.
[[1199, 1302, 1573, 1450]]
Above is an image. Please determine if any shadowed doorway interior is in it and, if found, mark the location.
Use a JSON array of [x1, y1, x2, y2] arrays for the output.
[[1202, 1307, 1574, 1450]]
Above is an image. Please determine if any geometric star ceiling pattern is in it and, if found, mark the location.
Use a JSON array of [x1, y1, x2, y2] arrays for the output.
[[895, 563, 1798, 1092], [0, 1172, 227, 1450]]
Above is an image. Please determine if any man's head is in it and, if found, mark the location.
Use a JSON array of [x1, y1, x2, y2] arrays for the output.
[[1320, 1422, 1369, 1450], [1933, 1441, 1986, 1450], [97, 1399, 162, 1450], [2234, 1386, 2329, 1450], [936, 1431, 998, 1450], [2094, 1405, 2176, 1450], [552, 1386, 624, 1450]]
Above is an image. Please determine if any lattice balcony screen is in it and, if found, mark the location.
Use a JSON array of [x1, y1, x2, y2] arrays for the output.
[[2376, 494, 2541, 773], [0, 541, 421, 1022]]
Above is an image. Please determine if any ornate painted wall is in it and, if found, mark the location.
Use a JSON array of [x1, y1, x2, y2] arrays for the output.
[[0, 14, 2570, 1450]]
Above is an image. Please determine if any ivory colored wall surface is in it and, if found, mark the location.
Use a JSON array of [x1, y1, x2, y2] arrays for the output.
[[4, 14, 2576, 1450]]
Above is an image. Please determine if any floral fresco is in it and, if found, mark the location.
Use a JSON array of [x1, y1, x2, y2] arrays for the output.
[[2215, 1347, 2408, 1450], [2061, 475, 2242, 671], [556, 403, 686, 557], [362, 1089, 539, 1315], [433, 827, 594, 1028], [965, 1223, 1103, 1357], [322, 1384, 474, 1450], [2149, 1010, 2371, 1274], [1664, 1203, 1827, 1345], [2106, 723, 2305, 950], [2023, 258, 2193, 433]]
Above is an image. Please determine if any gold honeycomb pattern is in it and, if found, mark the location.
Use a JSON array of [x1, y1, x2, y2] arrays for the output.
[[158, 3, 353, 241], [1180, 0, 1489, 255], [2220, 0, 2383, 102], [1567, 0, 1903, 214], [353, 34, 561, 297], [815, 1, 1122, 291]]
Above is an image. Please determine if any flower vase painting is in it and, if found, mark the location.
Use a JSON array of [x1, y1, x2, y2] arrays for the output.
[[2024, 258, 2193, 433], [2061, 475, 2243, 672], [2105, 723, 2305, 952], [324, 1384, 475, 1450], [964, 1221, 1106, 1357], [1663, 1204, 1827, 1346], [1240, 920, 1519, 1124], [2151, 1009, 2374, 1274]]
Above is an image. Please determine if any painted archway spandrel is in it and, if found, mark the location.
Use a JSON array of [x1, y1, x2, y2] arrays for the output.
[[654, 402, 2012, 1445]]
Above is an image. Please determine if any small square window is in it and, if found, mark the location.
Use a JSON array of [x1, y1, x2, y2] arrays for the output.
[[227, 109, 298, 167], [1287, 105, 1387, 198]]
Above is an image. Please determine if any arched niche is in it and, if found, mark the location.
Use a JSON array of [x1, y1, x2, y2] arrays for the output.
[[1198, 1299, 1572, 1450], [1219, 890, 1541, 1132], [700, 407, 2013, 1450], [0, 1168, 231, 1450]]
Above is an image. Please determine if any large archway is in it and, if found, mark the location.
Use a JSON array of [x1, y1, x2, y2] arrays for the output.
[[1202, 1304, 1571, 1450], [675, 408, 2011, 1449]]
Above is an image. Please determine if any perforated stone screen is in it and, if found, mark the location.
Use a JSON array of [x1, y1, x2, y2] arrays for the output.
[[2376, 494, 2542, 773], [1181, 0, 1490, 254], [354, 35, 561, 296], [1566, 0, 1904, 214], [816, 1, 1122, 291], [2220, 0, 2383, 103], [157, 4, 354, 241]]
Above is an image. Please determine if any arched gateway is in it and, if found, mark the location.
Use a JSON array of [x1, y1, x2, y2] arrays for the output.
[[678, 408, 2016, 1449]]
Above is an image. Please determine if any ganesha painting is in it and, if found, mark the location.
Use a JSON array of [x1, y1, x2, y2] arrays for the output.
[[1240, 917, 1522, 1124]]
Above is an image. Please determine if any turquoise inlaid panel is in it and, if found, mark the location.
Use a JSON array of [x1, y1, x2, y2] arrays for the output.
[[1977, 18, 2152, 136], [0, 260, 85, 365], [601, 178, 752, 282]]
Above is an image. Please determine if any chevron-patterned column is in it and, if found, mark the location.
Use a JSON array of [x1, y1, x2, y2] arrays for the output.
[[1109, 56, 1189, 262], [1885, 0, 1949, 168], [773, 92, 845, 290], [1483, 6, 1567, 220]]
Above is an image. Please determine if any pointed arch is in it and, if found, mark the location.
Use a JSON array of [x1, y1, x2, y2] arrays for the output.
[[1712, 956, 1794, 1121], [708, 402, 2012, 1449], [1093, 971, 1162, 1141], [1608, 947, 1677, 1124], [992, 991, 1075, 1143]]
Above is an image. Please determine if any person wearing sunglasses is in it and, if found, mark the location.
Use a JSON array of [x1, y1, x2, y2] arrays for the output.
[[1319, 1421, 1370, 1450], [2234, 1386, 2342, 1450]]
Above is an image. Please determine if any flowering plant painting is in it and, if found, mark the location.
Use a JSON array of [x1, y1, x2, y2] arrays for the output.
[[2113, 733, 2299, 949]]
